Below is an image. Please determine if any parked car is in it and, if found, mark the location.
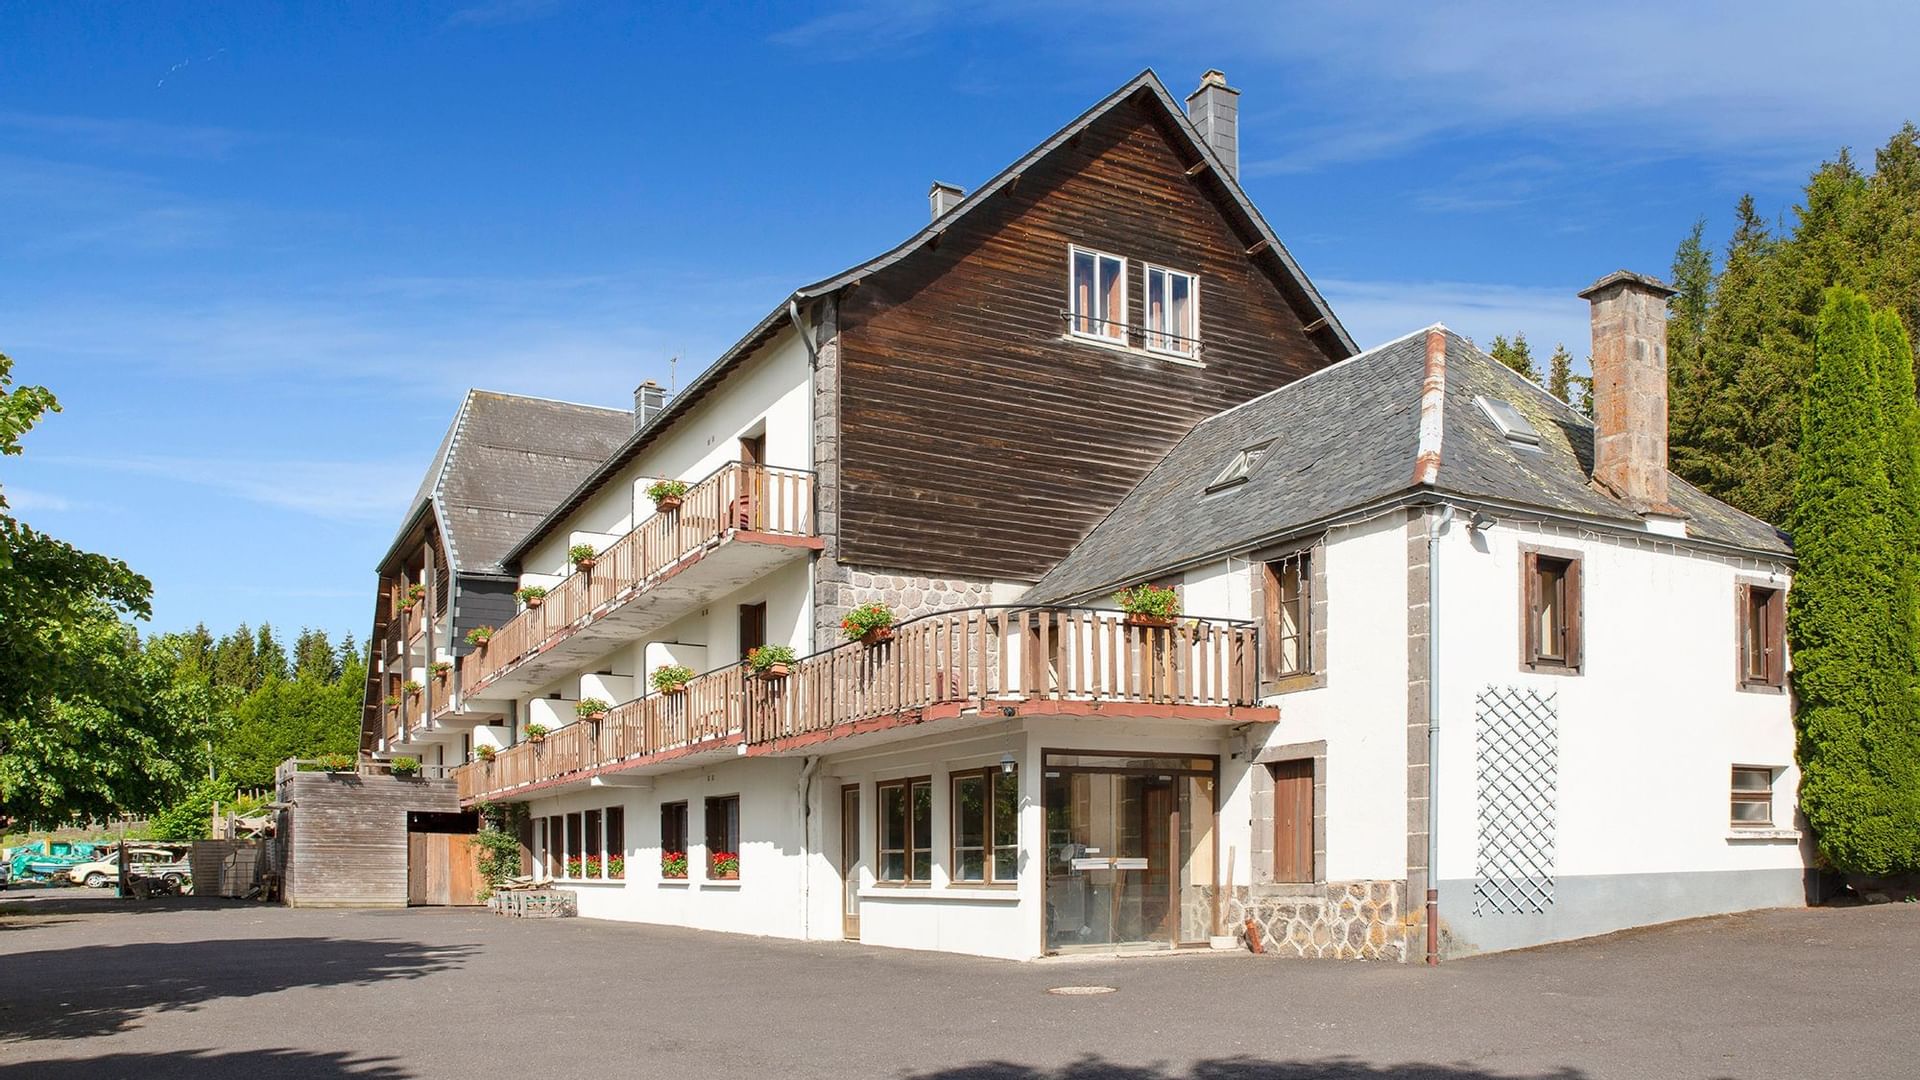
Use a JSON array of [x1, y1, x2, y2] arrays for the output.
[[67, 848, 190, 889]]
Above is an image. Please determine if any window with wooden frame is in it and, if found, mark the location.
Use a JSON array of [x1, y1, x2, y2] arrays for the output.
[[1068, 246, 1127, 344], [1523, 551, 1582, 673], [1738, 584, 1786, 689], [604, 806, 624, 880], [564, 812, 584, 878], [1262, 550, 1313, 680], [1143, 264, 1200, 357], [876, 777, 933, 884], [659, 801, 688, 879], [704, 795, 740, 880], [951, 767, 1019, 884], [1730, 767, 1775, 827]]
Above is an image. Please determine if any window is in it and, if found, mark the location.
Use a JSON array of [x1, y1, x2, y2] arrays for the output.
[[952, 766, 1019, 883], [1475, 395, 1543, 448], [1739, 584, 1786, 689], [1262, 550, 1313, 679], [1069, 247, 1127, 343], [1523, 552, 1581, 673], [705, 795, 740, 880], [877, 777, 933, 883], [564, 812, 583, 878], [1144, 265, 1199, 357], [739, 602, 767, 662], [1731, 767, 1774, 827], [604, 806, 625, 880], [1207, 440, 1273, 492], [660, 801, 688, 879]]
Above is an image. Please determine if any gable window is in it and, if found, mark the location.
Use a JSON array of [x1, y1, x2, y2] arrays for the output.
[[1069, 247, 1127, 344], [1730, 767, 1775, 827], [1738, 584, 1786, 689], [1262, 550, 1313, 680], [1207, 440, 1273, 492], [877, 776, 933, 884], [1523, 551, 1582, 673], [1144, 265, 1199, 357], [660, 801, 689, 879], [952, 766, 1019, 884]]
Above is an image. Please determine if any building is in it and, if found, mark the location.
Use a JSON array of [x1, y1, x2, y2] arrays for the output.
[[359, 71, 1807, 961]]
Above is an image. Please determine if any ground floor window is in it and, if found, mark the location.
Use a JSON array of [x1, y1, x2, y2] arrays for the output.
[[1731, 766, 1775, 827], [705, 795, 740, 880], [952, 767, 1018, 883], [877, 777, 933, 883], [539, 806, 626, 881], [660, 801, 689, 879]]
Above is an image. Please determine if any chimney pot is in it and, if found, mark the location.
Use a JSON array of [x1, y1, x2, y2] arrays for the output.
[[929, 181, 966, 220], [1579, 270, 1679, 511], [1185, 69, 1240, 179], [634, 379, 665, 430]]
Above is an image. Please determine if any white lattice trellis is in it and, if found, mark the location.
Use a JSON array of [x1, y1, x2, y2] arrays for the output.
[[1474, 685, 1558, 915]]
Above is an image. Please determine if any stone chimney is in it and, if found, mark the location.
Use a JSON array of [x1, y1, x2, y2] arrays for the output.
[[929, 181, 965, 220], [633, 379, 665, 430], [1184, 70, 1240, 178], [1579, 270, 1679, 511]]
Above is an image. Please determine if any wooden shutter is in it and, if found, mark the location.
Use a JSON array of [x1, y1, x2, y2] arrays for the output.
[[1260, 562, 1281, 681], [1564, 557, 1582, 671], [1523, 552, 1542, 667], [1765, 588, 1787, 686], [1736, 583, 1753, 684]]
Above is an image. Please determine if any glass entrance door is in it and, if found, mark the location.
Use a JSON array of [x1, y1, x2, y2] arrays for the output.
[[1043, 752, 1217, 952]]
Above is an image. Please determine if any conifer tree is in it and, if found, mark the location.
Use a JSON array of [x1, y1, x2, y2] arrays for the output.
[[1546, 344, 1575, 403], [1488, 333, 1539, 382], [1788, 288, 1920, 874]]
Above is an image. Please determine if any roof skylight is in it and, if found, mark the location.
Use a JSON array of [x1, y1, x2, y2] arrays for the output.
[[1475, 396, 1542, 449], [1206, 439, 1274, 492]]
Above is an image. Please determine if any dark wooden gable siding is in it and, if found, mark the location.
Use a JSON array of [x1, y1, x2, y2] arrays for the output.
[[835, 100, 1346, 583]]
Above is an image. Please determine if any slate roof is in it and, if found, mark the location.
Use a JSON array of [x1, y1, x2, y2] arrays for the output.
[[501, 67, 1356, 566], [1026, 327, 1790, 604], [380, 391, 633, 576]]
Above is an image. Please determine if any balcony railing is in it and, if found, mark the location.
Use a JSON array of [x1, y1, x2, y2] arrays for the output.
[[458, 462, 815, 699], [456, 606, 1261, 802]]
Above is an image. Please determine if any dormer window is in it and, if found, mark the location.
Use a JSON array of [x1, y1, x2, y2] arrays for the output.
[[1207, 439, 1273, 492], [1069, 246, 1127, 344], [1144, 265, 1199, 357]]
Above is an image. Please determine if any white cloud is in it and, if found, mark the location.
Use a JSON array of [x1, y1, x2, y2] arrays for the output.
[[1319, 278, 1594, 368], [444, 0, 568, 28], [0, 112, 250, 159], [2, 486, 80, 514], [43, 455, 422, 524]]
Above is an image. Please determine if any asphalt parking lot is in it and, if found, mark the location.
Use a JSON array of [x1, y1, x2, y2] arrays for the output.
[[1, 889, 1913, 1079]]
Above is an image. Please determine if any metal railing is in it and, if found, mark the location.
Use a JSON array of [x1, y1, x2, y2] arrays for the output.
[[458, 462, 815, 698], [456, 605, 1260, 802]]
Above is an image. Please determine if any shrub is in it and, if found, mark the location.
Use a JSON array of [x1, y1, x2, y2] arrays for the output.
[[646, 479, 689, 505], [651, 664, 695, 693], [514, 585, 547, 604], [389, 757, 421, 777], [840, 602, 895, 641], [471, 802, 527, 900], [466, 626, 494, 646], [747, 644, 796, 672], [576, 697, 612, 720], [1113, 583, 1179, 618], [568, 543, 598, 567]]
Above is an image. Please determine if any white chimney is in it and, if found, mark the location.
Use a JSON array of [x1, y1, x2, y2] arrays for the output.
[[1579, 270, 1679, 511], [1184, 70, 1240, 178], [929, 181, 965, 220]]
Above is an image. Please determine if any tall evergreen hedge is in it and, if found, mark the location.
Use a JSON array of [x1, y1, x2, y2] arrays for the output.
[[1787, 287, 1920, 874]]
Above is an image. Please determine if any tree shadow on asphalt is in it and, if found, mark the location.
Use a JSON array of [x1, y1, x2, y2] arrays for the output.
[[0, 891, 257, 930], [0, 1047, 411, 1080], [0, 936, 472, 1041], [908, 1059, 1590, 1080]]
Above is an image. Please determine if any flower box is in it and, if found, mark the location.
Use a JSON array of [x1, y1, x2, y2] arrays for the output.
[[1124, 613, 1177, 629], [861, 626, 895, 646], [655, 495, 683, 512]]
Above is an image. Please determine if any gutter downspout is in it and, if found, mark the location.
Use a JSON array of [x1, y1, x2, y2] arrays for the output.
[[798, 755, 821, 939], [1426, 503, 1451, 966]]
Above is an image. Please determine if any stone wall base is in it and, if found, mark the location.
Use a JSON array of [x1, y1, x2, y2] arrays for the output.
[[1226, 880, 1406, 961]]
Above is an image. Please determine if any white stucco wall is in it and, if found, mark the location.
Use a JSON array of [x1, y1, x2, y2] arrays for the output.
[[518, 328, 814, 581]]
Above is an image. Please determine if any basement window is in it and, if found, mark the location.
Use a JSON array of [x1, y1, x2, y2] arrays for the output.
[[1475, 395, 1543, 449], [1207, 440, 1274, 492]]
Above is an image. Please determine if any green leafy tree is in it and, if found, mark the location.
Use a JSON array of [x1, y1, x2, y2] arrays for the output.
[[0, 353, 204, 827], [292, 627, 339, 682], [220, 650, 364, 788], [1787, 288, 1920, 874]]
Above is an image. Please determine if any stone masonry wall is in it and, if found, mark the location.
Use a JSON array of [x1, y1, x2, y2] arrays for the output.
[[1226, 881, 1406, 961], [818, 567, 996, 642]]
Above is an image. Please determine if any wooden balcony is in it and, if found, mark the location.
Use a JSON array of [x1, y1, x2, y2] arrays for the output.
[[456, 462, 818, 702], [455, 606, 1268, 803]]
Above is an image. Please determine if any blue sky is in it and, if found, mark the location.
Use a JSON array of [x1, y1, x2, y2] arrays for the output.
[[3, 1, 1917, 643]]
